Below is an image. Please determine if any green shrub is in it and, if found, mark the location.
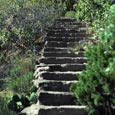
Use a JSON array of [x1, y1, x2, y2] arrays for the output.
[[65, 11, 76, 18], [8, 56, 34, 93], [71, 0, 111, 30], [8, 71, 33, 93], [0, 0, 64, 113], [0, 0, 64, 52], [0, 96, 17, 115], [72, 5, 115, 115]]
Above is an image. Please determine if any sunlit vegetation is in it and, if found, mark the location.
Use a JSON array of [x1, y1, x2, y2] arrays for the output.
[[0, 0, 64, 114], [1, 0, 115, 115], [71, 1, 115, 115]]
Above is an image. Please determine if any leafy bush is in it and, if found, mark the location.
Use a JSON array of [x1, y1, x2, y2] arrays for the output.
[[0, 0, 64, 113], [66, 0, 111, 30], [65, 11, 76, 18], [0, 0, 63, 52], [72, 5, 115, 115], [8, 56, 34, 93], [0, 96, 17, 115], [0, 0, 64, 93], [8, 71, 33, 93]]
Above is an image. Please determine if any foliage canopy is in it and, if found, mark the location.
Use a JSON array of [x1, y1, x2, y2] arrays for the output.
[[72, 4, 115, 115]]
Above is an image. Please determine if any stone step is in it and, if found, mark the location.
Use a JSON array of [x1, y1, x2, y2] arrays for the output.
[[39, 91, 77, 106], [38, 80, 77, 92], [39, 57, 87, 64], [53, 25, 86, 29], [54, 21, 86, 27], [39, 106, 87, 115], [40, 72, 80, 81], [55, 18, 77, 22], [53, 23, 86, 27], [47, 30, 87, 35], [47, 32, 87, 36], [47, 33, 89, 38], [34, 64, 85, 77], [46, 37, 86, 42], [48, 29, 87, 33], [43, 52, 84, 57], [48, 64, 85, 72], [55, 21, 85, 26], [48, 26, 87, 31], [47, 28, 87, 35], [44, 47, 69, 53], [44, 47, 84, 53], [46, 41, 77, 48], [55, 20, 80, 24]]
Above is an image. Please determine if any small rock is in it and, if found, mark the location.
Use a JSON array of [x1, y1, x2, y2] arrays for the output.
[[21, 102, 40, 115]]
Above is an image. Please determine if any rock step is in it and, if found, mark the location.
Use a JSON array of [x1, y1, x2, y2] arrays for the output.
[[38, 80, 77, 92], [39, 106, 87, 115], [47, 31, 87, 36], [48, 24, 88, 31], [44, 47, 84, 53], [53, 25, 86, 29], [43, 52, 84, 57], [47, 32, 87, 36], [47, 33, 89, 38], [39, 91, 76, 106], [55, 18, 78, 22], [40, 72, 80, 81], [39, 57, 87, 64], [54, 21, 86, 27], [55, 20, 86, 26], [48, 26, 87, 31], [54, 20, 83, 25], [46, 37, 87, 42], [48, 29, 87, 33], [44, 47, 69, 53], [34, 64, 84, 77], [47, 64, 85, 72], [46, 41, 78, 48]]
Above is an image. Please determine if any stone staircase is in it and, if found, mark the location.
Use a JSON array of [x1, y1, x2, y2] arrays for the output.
[[34, 18, 89, 115]]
